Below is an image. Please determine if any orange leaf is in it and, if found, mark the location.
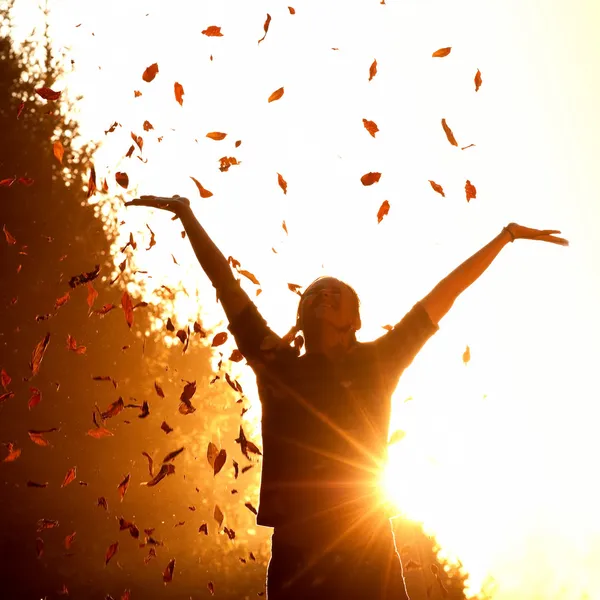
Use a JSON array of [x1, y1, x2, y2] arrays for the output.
[[463, 345, 471, 364], [441, 119, 458, 146], [474, 69, 482, 92], [268, 87, 284, 103], [277, 173, 287, 194], [369, 59, 377, 81], [142, 63, 158, 82], [213, 449, 226, 476], [211, 332, 228, 347], [3, 442, 21, 462], [28, 387, 42, 410], [206, 132, 227, 140], [258, 14, 271, 44], [53, 141, 64, 164], [362, 118, 379, 137], [288, 6, 295, 14], [377, 200, 390, 224], [54, 291, 70, 309], [105, 542, 119, 565], [61, 466, 77, 487], [235, 140, 241, 147], [282, 220, 288, 235], [117, 473, 130, 501], [432, 47, 451, 58], [214, 504, 224, 528], [163, 558, 175, 583], [30, 333, 51, 376], [86, 165, 97, 198], [3, 224, 16, 244], [239, 269, 260, 285], [190, 176, 213, 198], [428, 180, 445, 197], [87, 427, 114, 439], [465, 180, 476, 202], [202, 26, 223, 37], [121, 291, 134, 328], [174, 82, 184, 105], [115, 172, 129, 189], [360, 172, 381, 186]]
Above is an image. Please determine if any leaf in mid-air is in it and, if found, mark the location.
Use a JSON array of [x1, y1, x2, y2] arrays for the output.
[[432, 47, 451, 57], [268, 87, 284, 103]]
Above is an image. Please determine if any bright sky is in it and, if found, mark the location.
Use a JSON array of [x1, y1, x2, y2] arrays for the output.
[[9, 0, 600, 598]]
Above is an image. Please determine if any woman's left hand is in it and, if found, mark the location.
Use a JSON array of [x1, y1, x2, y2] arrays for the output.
[[506, 223, 569, 246]]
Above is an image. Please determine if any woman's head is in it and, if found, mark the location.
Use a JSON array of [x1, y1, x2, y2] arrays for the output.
[[296, 276, 361, 340]]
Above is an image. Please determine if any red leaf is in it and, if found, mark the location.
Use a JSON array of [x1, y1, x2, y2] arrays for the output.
[[163, 558, 175, 583], [53, 140, 64, 164], [432, 47, 451, 57], [142, 63, 159, 82], [206, 131, 226, 140], [239, 269, 260, 285], [202, 26, 223, 37], [101, 397, 125, 419], [0, 369, 10, 389], [0, 177, 16, 187], [18, 176, 34, 186], [208, 581, 215, 595], [94, 303, 117, 316], [17, 101, 25, 118], [441, 119, 458, 146], [0, 391, 15, 403], [121, 291, 134, 328], [377, 200, 390, 224], [174, 82, 184, 106], [87, 427, 114, 439], [35, 87, 61, 101], [117, 473, 130, 501], [61, 466, 77, 487], [258, 13, 271, 44], [30, 333, 51, 376], [211, 332, 228, 347], [214, 504, 224, 528], [105, 541, 119, 565], [428, 180, 445, 197], [362, 118, 379, 138], [288, 6, 296, 14], [2, 442, 21, 462], [64, 532, 76, 549], [3, 224, 17, 244], [86, 282, 98, 309], [213, 449, 227, 476], [268, 87, 284, 103], [28, 387, 42, 410], [369, 59, 377, 81], [465, 180, 477, 202], [475, 69, 482, 92], [360, 172, 381, 186], [115, 172, 129, 189], [54, 291, 70, 309], [190, 176, 213, 198], [277, 173, 287, 194]]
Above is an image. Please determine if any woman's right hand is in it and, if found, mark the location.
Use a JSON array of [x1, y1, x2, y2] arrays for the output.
[[125, 194, 190, 214]]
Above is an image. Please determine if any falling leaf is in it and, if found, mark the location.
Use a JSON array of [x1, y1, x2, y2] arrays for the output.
[[189, 176, 213, 198], [101, 397, 125, 420], [428, 180, 445, 197], [142, 63, 159, 82], [268, 87, 284, 103], [213, 449, 227, 476], [2, 442, 21, 462], [432, 47, 452, 57], [30, 333, 51, 376], [37, 518, 59, 532], [28, 429, 58, 446], [360, 172, 381, 186], [202, 26, 223, 36], [35, 87, 61, 101], [162, 447, 185, 464], [377, 200, 390, 224], [277, 173, 287, 194], [54, 291, 70, 309], [245, 502, 258, 515], [105, 542, 119, 565], [239, 269, 260, 286], [3, 224, 16, 244], [206, 131, 227, 140], [53, 141, 64, 163], [388, 430, 406, 445], [465, 180, 477, 202], [441, 119, 458, 146], [475, 69, 482, 92], [0, 177, 17, 187], [463, 345, 471, 364], [166, 317, 175, 332], [68, 264, 100, 288], [97, 497, 108, 510], [121, 291, 134, 329], [258, 14, 271, 44], [66, 334, 86, 354], [211, 332, 228, 347], [28, 387, 42, 410], [0, 391, 15, 403], [27, 480, 48, 488], [369, 59, 377, 81], [0, 369, 10, 389], [61, 466, 77, 487], [115, 172, 129, 189], [362, 118, 379, 137], [17, 101, 25, 118], [87, 427, 114, 439], [93, 303, 117, 316], [117, 473, 130, 501], [161, 421, 173, 434], [235, 426, 262, 459], [288, 6, 295, 14], [218, 156, 240, 172], [214, 505, 224, 527], [174, 82, 184, 105], [18, 176, 34, 186], [154, 381, 165, 398], [63, 532, 76, 550], [461, 143, 476, 151]]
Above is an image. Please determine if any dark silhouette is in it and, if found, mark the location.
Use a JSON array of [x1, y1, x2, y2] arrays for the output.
[[126, 194, 568, 599]]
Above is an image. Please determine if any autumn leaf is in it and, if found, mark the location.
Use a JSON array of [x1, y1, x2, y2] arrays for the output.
[[68, 264, 100, 289], [432, 47, 451, 57], [218, 156, 240, 172], [163, 558, 175, 583], [202, 26, 223, 37], [235, 426, 262, 459], [61, 466, 77, 487], [3, 224, 16, 244], [463, 345, 471, 364], [162, 447, 184, 463], [35, 87, 61, 101], [115, 172, 129, 189], [377, 200, 390, 224], [239, 269, 260, 285], [362, 118, 379, 138], [66, 334, 86, 354], [87, 427, 114, 439], [268, 87, 284, 103], [18, 176, 34, 186], [288, 6, 295, 14], [174, 82, 184, 105], [207, 442, 219, 469], [154, 381, 165, 398], [105, 542, 119, 565], [0, 177, 16, 187], [465, 180, 477, 202], [53, 141, 64, 164], [475, 69, 482, 92], [214, 504, 224, 528], [28, 387, 42, 410], [213, 449, 227, 476], [36, 518, 59, 532], [2, 442, 21, 462], [54, 291, 70, 309], [64, 532, 76, 549], [101, 397, 125, 420], [360, 172, 381, 186], [369, 59, 377, 81], [245, 502, 258, 515], [229, 349, 244, 362], [30, 333, 51, 376], [189, 176, 213, 198], [0, 369, 10, 390], [93, 303, 117, 316], [121, 291, 134, 329], [277, 172, 287, 194], [199, 523, 208, 535], [206, 131, 227, 140], [211, 332, 228, 347], [142, 63, 159, 82], [258, 14, 271, 44], [428, 180, 445, 197], [441, 119, 458, 146], [161, 421, 173, 434], [36, 537, 44, 559], [117, 473, 130, 501]]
